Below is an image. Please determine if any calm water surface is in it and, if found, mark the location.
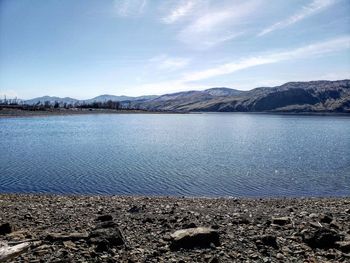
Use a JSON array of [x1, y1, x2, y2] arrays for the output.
[[0, 113, 349, 197]]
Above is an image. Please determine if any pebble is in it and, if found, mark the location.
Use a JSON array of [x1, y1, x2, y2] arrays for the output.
[[0, 194, 349, 262]]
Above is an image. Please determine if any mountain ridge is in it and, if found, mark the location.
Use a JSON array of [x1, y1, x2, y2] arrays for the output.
[[21, 80, 350, 113]]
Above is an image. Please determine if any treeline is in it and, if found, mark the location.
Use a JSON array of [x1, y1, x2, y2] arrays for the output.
[[0, 97, 22, 105], [77, 100, 121, 110], [0, 97, 125, 111]]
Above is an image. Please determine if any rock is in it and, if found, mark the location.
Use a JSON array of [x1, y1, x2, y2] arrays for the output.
[[208, 255, 220, 263], [272, 217, 290, 226], [309, 222, 322, 229], [302, 228, 341, 249], [96, 214, 113, 222], [89, 227, 125, 252], [169, 227, 220, 250], [233, 216, 250, 225], [6, 231, 26, 240], [320, 214, 333, 224], [63, 241, 77, 250], [260, 235, 278, 249], [32, 244, 51, 254], [336, 241, 350, 253], [276, 252, 284, 259], [330, 220, 341, 229], [128, 206, 141, 213], [95, 220, 117, 229], [0, 223, 12, 235], [142, 217, 154, 224], [308, 213, 318, 219]]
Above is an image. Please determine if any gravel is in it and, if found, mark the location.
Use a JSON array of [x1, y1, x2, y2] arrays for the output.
[[1, 194, 350, 262]]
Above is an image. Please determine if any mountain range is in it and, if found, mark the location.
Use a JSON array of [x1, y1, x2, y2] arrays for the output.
[[24, 80, 350, 113], [24, 94, 157, 105]]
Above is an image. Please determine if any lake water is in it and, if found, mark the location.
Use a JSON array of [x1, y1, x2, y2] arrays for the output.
[[0, 113, 349, 197]]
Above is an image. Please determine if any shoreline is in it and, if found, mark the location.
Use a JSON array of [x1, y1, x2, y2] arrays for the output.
[[0, 108, 180, 118], [1, 194, 349, 262], [1, 108, 349, 118]]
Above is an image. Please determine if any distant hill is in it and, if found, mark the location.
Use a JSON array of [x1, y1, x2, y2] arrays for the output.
[[25, 95, 158, 105], [23, 80, 350, 113], [131, 80, 350, 113], [204, 87, 245, 97], [84, 94, 157, 103], [25, 96, 78, 105]]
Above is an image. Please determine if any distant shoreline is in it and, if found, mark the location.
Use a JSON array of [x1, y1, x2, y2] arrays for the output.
[[1, 108, 349, 118], [0, 108, 179, 118], [1, 194, 349, 262], [194, 111, 350, 117]]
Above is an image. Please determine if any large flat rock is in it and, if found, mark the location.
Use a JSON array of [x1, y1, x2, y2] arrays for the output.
[[170, 227, 220, 250]]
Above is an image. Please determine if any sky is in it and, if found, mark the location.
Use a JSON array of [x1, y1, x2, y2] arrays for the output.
[[0, 0, 350, 99]]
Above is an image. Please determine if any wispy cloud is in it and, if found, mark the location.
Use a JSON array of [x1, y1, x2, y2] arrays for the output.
[[131, 37, 349, 95], [162, 0, 198, 24], [149, 55, 191, 71], [177, 0, 261, 49], [114, 0, 147, 17], [183, 36, 350, 82], [258, 0, 336, 36]]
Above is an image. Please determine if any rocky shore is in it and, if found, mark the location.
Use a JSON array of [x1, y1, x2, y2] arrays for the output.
[[0, 194, 350, 262]]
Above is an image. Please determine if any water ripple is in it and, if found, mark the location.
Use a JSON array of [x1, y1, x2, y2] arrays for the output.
[[1, 113, 350, 197]]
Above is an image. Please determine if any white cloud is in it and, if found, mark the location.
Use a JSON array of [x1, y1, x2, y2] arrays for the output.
[[149, 55, 191, 71], [177, 0, 261, 49], [126, 36, 349, 95], [114, 0, 147, 17], [162, 0, 198, 24], [183, 56, 276, 82], [183, 36, 350, 82], [258, 0, 336, 36], [128, 36, 350, 95]]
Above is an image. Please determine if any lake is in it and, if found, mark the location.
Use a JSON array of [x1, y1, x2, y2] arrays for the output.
[[0, 113, 349, 197]]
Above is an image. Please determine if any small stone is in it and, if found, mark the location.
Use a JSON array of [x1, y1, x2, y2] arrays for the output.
[[95, 221, 117, 229], [336, 241, 350, 253], [232, 215, 250, 224], [263, 257, 270, 263], [208, 256, 220, 263], [96, 214, 113, 222], [302, 228, 341, 249], [128, 206, 141, 213], [330, 220, 341, 229], [0, 223, 12, 235], [89, 227, 125, 252], [142, 217, 154, 224], [260, 235, 278, 249], [276, 253, 284, 259], [272, 217, 290, 226], [320, 214, 333, 224], [309, 222, 322, 229], [308, 213, 318, 219], [63, 241, 77, 250]]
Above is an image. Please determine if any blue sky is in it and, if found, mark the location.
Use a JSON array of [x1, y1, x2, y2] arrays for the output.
[[0, 0, 349, 99]]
